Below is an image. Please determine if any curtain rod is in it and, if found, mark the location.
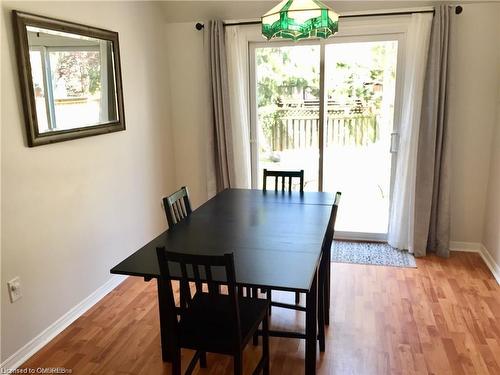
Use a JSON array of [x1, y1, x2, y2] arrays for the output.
[[195, 6, 462, 30]]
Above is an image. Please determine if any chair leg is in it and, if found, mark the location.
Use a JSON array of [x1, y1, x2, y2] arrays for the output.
[[172, 348, 181, 375], [267, 289, 272, 315], [252, 287, 259, 345], [262, 313, 270, 375], [199, 351, 207, 368], [179, 281, 188, 310], [295, 291, 300, 304], [157, 280, 172, 362], [234, 352, 243, 375]]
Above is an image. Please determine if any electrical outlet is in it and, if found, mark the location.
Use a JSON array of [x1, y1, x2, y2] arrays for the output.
[[7, 277, 22, 303]]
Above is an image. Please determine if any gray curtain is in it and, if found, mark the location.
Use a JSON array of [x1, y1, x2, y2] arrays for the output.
[[414, 5, 452, 257], [208, 20, 235, 191]]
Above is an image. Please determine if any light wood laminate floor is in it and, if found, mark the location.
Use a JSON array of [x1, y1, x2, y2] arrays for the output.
[[21, 251, 500, 374]]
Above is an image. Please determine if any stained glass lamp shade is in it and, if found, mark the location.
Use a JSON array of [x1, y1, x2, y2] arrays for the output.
[[262, 0, 339, 41]]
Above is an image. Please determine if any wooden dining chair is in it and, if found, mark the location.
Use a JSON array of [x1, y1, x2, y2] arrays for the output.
[[163, 186, 192, 228], [263, 169, 304, 193], [261, 169, 304, 306], [317, 191, 341, 352], [156, 249, 270, 375], [255, 191, 341, 352], [162, 187, 193, 312]]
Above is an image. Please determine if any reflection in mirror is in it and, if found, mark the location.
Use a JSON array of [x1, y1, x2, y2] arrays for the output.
[[27, 26, 118, 133]]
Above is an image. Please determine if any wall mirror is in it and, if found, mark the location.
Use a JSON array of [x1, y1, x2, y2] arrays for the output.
[[13, 11, 125, 146]]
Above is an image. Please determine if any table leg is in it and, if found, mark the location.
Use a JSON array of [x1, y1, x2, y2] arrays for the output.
[[305, 270, 318, 375], [157, 279, 172, 362], [318, 258, 326, 352], [325, 249, 331, 325]]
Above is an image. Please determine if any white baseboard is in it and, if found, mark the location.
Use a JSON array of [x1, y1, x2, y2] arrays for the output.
[[479, 244, 500, 285], [449, 241, 482, 252], [450, 241, 500, 285], [0, 275, 127, 371]]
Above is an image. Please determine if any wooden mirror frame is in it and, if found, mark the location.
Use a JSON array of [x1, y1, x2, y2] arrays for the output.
[[12, 11, 126, 147]]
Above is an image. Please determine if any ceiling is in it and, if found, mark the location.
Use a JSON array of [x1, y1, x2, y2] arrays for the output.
[[158, 0, 469, 23]]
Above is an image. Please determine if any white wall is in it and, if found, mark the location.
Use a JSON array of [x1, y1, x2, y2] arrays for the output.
[[483, 90, 500, 266], [164, 1, 500, 245], [480, 4, 500, 267], [448, 3, 500, 244], [0, 0, 3, 363], [165, 23, 213, 208], [1, 1, 175, 362]]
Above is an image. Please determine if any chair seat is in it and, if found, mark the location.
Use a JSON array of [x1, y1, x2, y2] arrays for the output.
[[179, 293, 269, 354]]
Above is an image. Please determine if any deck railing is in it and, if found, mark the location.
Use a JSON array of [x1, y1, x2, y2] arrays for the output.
[[263, 107, 380, 151]]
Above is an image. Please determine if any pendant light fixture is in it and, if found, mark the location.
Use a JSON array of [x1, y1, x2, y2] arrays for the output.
[[262, 0, 339, 41]]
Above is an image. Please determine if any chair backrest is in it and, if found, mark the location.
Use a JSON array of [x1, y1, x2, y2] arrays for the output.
[[322, 192, 341, 254], [263, 169, 304, 193], [163, 186, 192, 228], [155, 248, 242, 347]]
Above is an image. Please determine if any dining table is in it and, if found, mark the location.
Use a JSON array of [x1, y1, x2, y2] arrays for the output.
[[110, 188, 336, 375]]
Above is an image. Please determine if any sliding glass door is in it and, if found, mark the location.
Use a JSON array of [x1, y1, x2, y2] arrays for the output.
[[323, 40, 398, 236], [253, 44, 321, 191], [250, 35, 402, 240]]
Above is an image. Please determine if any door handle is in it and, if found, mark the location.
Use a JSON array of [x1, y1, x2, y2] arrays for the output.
[[390, 132, 399, 153]]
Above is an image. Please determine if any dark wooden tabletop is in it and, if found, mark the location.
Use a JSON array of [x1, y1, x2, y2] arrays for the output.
[[110, 189, 335, 292]]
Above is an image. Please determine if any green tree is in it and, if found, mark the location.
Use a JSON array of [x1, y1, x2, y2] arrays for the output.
[[54, 51, 101, 97], [256, 43, 394, 150], [257, 46, 320, 149]]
